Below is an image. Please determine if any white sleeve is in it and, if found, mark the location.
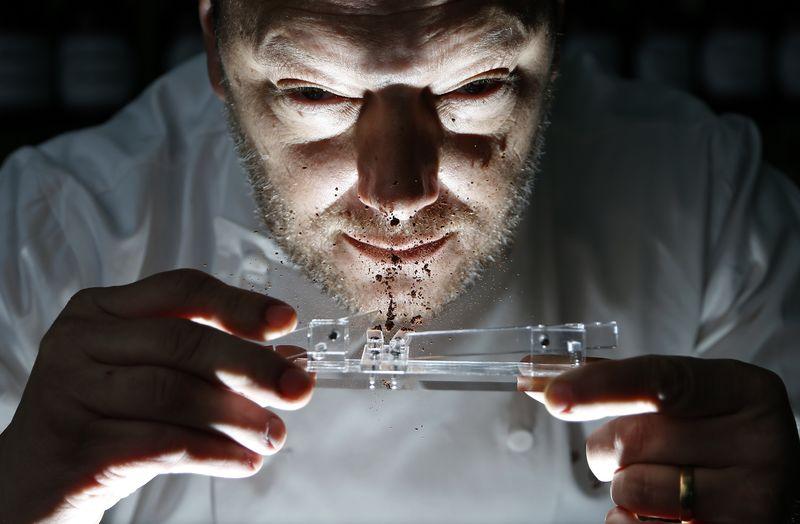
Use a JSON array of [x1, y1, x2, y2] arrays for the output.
[[696, 115, 800, 419], [0, 146, 84, 433]]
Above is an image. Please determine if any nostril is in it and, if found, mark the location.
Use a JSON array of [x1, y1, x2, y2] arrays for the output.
[[388, 207, 416, 222], [356, 175, 438, 218]]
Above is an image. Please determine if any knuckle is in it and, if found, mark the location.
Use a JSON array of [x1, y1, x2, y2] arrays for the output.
[[149, 368, 185, 411], [649, 356, 694, 412], [614, 467, 650, 508], [170, 268, 215, 303], [45, 288, 106, 357], [39, 325, 61, 358], [39, 316, 87, 362], [151, 430, 188, 462], [65, 287, 95, 311], [51, 316, 84, 344], [753, 366, 787, 403], [220, 288, 249, 317], [617, 416, 648, 465], [91, 460, 130, 490], [166, 319, 210, 367], [630, 469, 653, 508]]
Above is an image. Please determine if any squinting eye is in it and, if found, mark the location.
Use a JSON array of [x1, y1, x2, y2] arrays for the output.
[[287, 87, 338, 103], [455, 78, 505, 97]]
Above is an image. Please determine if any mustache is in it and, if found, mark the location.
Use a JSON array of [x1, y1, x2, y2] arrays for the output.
[[311, 190, 480, 242]]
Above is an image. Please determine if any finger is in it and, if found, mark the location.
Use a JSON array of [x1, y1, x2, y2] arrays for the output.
[[604, 507, 640, 524], [86, 268, 297, 340], [611, 463, 728, 521], [517, 376, 550, 403], [518, 356, 606, 403], [81, 419, 263, 492], [78, 365, 287, 455], [543, 356, 759, 421], [586, 414, 741, 481], [68, 419, 264, 516], [274, 345, 306, 361], [80, 317, 314, 410]]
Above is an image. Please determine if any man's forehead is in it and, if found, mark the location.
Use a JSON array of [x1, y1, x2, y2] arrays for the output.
[[229, 0, 546, 18], [226, 0, 549, 87], [244, 0, 465, 15]]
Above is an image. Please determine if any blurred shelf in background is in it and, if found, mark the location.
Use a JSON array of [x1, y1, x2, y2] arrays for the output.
[[1, 0, 799, 184]]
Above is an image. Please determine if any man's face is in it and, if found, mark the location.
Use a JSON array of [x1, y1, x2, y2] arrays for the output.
[[213, 0, 557, 328]]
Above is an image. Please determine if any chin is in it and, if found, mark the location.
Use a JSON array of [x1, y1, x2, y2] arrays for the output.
[[334, 259, 457, 329], [307, 230, 485, 329]]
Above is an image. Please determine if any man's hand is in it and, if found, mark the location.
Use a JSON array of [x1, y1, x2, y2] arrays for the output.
[[0, 269, 314, 523], [529, 356, 800, 523]]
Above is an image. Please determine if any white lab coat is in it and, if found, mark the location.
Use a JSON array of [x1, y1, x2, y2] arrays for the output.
[[1, 53, 798, 523]]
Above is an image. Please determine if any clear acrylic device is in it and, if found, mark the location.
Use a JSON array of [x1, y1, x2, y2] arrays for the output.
[[268, 311, 618, 391]]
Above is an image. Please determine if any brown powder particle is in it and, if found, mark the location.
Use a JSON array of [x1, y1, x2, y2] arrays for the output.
[[385, 297, 397, 331]]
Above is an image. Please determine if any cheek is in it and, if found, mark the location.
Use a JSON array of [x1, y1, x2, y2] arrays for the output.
[[438, 133, 518, 210], [267, 136, 358, 218]]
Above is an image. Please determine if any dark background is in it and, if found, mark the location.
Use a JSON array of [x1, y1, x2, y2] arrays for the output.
[[1, 0, 799, 184]]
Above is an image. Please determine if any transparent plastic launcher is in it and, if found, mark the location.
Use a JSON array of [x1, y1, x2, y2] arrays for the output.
[[269, 311, 619, 391]]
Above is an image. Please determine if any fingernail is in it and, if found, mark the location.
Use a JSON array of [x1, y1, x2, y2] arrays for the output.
[[266, 417, 286, 451], [524, 391, 547, 404], [545, 380, 574, 413], [279, 366, 312, 399], [265, 305, 296, 335]]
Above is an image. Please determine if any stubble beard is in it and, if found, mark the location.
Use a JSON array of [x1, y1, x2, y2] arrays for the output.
[[223, 86, 553, 327]]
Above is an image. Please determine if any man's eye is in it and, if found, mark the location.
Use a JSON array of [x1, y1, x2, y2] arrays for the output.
[[455, 78, 505, 97], [287, 87, 338, 103]]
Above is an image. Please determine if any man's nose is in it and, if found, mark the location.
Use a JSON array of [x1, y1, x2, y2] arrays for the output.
[[355, 85, 444, 220]]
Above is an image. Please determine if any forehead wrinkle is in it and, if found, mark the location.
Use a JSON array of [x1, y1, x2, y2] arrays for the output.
[[254, 7, 531, 89], [414, 15, 527, 75], [228, 0, 553, 51], [254, 11, 372, 68]]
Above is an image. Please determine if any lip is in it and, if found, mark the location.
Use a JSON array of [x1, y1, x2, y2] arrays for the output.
[[342, 233, 453, 263]]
